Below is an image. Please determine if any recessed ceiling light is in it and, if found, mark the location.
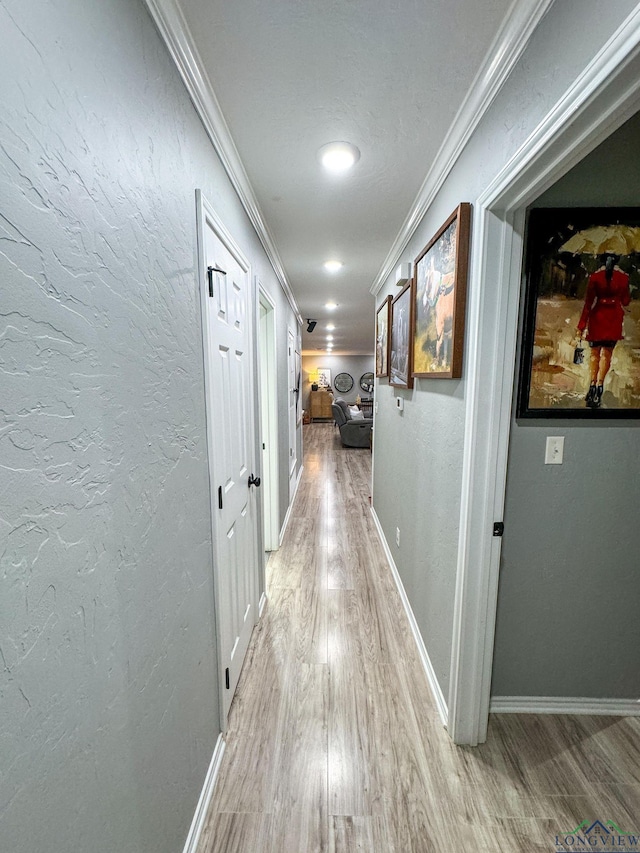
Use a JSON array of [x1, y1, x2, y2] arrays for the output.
[[326, 335, 334, 341], [325, 301, 338, 310], [318, 141, 360, 174], [324, 260, 343, 273], [326, 324, 335, 330]]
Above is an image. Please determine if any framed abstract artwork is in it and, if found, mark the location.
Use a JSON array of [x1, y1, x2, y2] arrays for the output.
[[316, 367, 332, 389], [412, 203, 471, 379], [517, 207, 640, 418], [390, 282, 414, 389], [376, 295, 392, 377]]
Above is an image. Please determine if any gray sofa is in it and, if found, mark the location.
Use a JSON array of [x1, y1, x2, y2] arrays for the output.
[[331, 398, 373, 448]]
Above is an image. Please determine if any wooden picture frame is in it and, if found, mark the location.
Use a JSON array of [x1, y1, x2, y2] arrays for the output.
[[376, 296, 392, 377], [390, 282, 414, 389], [517, 207, 640, 418], [412, 202, 471, 379]]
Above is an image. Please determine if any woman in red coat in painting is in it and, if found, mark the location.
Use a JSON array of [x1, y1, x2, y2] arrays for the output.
[[576, 254, 630, 408]]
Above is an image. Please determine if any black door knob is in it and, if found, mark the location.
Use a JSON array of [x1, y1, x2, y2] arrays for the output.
[[248, 474, 261, 488]]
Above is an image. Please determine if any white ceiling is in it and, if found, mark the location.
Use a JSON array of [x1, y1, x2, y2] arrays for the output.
[[173, 0, 518, 354]]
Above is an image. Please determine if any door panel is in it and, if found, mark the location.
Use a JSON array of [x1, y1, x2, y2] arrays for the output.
[[199, 196, 258, 726]]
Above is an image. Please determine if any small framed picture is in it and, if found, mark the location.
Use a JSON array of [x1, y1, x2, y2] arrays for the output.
[[376, 296, 392, 377], [518, 207, 640, 418], [412, 203, 471, 379], [316, 367, 332, 389], [390, 282, 414, 389]]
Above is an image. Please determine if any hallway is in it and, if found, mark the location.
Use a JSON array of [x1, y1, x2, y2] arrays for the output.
[[199, 424, 640, 853]]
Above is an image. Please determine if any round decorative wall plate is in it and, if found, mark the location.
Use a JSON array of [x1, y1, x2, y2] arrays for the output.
[[334, 372, 354, 393], [359, 372, 374, 393]]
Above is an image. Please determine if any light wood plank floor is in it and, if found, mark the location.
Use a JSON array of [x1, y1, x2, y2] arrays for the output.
[[200, 423, 640, 852]]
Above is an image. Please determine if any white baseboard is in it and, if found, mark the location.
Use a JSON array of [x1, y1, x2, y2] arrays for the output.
[[182, 733, 226, 853], [490, 696, 640, 716], [279, 465, 304, 545], [370, 507, 449, 728], [259, 591, 267, 617]]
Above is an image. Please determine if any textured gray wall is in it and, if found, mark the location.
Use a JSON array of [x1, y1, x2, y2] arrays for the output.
[[492, 111, 640, 698], [371, 0, 639, 700], [0, 0, 299, 851]]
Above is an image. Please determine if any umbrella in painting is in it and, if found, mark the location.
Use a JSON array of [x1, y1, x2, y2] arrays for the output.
[[559, 224, 640, 256]]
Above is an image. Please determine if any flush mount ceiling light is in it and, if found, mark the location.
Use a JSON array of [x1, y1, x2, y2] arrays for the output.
[[323, 260, 343, 273], [326, 324, 335, 330], [318, 141, 360, 174], [325, 301, 338, 310], [326, 335, 334, 341]]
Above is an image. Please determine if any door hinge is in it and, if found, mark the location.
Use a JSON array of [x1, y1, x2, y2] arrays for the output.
[[225, 667, 230, 689], [262, 442, 265, 450], [493, 521, 504, 537], [207, 265, 226, 297], [218, 486, 223, 509]]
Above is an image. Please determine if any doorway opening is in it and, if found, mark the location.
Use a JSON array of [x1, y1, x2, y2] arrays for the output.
[[287, 327, 298, 506], [196, 190, 260, 730]]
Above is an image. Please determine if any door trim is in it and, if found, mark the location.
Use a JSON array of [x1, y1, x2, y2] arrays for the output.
[[257, 283, 280, 553], [447, 9, 640, 745], [195, 189, 258, 731], [287, 326, 297, 503]]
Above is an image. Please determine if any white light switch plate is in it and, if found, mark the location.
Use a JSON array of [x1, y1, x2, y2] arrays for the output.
[[545, 436, 564, 464]]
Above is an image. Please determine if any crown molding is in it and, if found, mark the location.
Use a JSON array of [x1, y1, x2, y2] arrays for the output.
[[370, 0, 555, 296], [479, 3, 640, 212], [143, 0, 302, 323]]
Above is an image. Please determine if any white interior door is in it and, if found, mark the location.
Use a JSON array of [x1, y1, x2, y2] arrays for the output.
[[197, 192, 259, 727]]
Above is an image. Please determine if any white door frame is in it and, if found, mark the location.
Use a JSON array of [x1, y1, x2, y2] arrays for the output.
[[448, 10, 640, 746], [287, 326, 297, 504], [257, 283, 280, 554], [195, 189, 259, 730]]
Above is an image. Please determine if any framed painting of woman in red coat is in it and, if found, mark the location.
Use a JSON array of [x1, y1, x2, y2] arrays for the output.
[[517, 208, 640, 418]]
